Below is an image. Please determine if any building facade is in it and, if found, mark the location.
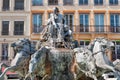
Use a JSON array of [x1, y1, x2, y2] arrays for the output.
[[30, 0, 120, 60], [0, 0, 31, 64]]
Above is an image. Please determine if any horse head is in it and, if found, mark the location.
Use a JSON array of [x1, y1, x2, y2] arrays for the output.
[[11, 38, 36, 55], [91, 37, 119, 78], [73, 47, 96, 78], [98, 37, 114, 48]]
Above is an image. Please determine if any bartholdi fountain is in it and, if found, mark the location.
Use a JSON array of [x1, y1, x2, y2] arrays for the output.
[[0, 7, 120, 80]]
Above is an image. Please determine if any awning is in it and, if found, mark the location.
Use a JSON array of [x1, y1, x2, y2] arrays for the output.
[[2, 67, 17, 75]]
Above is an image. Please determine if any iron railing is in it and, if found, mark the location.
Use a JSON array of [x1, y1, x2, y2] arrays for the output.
[[14, 6, 24, 10], [2, 7, 9, 11], [14, 31, 24, 35], [75, 25, 120, 33], [63, 0, 73, 5], [33, 25, 45, 34], [32, 2, 43, 6], [31, 25, 120, 33], [2, 31, 9, 35]]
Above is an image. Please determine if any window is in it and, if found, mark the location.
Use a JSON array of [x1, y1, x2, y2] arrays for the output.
[[2, 21, 9, 35], [33, 14, 42, 33], [2, 43, 8, 60], [64, 14, 74, 30], [80, 40, 90, 47], [79, 14, 89, 32], [95, 14, 104, 32], [94, 0, 103, 5], [14, 21, 24, 35], [32, 0, 43, 6], [14, 0, 24, 10], [110, 14, 120, 32], [112, 41, 120, 60], [2, 0, 9, 11], [79, 0, 88, 5], [109, 0, 118, 5], [48, 0, 58, 5], [63, 0, 73, 5]]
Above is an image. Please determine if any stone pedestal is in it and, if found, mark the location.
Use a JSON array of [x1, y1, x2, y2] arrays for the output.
[[49, 48, 75, 80]]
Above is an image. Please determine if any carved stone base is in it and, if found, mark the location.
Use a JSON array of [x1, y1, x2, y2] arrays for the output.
[[48, 48, 75, 80]]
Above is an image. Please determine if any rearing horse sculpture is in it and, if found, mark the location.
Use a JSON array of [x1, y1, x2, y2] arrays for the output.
[[91, 37, 120, 78], [0, 39, 36, 80], [74, 37, 120, 80]]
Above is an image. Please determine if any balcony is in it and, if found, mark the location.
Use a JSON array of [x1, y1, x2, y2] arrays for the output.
[[110, 26, 120, 33], [1, 56, 8, 61], [2, 7, 9, 11], [63, 0, 73, 5], [32, 3, 43, 6], [14, 31, 24, 35], [32, 25, 44, 34], [109, 4, 118, 6], [75, 25, 89, 33], [75, 25, 120, 33], [94, 25, 105, 33], [32, 25, 120, 34], [48, 3, 58, 5], [64, 3, 73, 5], [14, 6, 24, 10], [2, 31, 9, 35]]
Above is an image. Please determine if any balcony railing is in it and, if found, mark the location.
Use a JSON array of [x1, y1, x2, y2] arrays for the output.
[[110, 26, 120, 33], [75, 25, 120, 33], [29, 2, 120, 6], [48, 3, 58, 5], [109, 4, 118, 6], [32, 3, 43, 6], [14, 6, 24, 10], [2, 7, 9, 11], [2, 31, 9, 35], [1, 56, 8, 61], [63, 1, 73, 5], [33, 25, 44, 34], [31, 25, 120, 34], [14, 31, 24, 35], [76, 25, 89, 32], [94, 25, 105, 32]]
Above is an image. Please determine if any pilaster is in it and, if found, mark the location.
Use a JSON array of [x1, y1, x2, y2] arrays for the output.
[[9, 21, 14, 36], [90, 11, 94, 32], [11, 0, 15, 11], [0, 44, 2, 61]]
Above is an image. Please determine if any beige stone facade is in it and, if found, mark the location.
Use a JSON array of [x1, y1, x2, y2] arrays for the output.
[[0, 0, 31, 64]]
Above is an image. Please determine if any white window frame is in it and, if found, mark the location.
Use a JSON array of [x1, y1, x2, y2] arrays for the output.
[[64, 14, 74, 31], [32, 13, 43, 33], [80, 14, 89, 32]]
